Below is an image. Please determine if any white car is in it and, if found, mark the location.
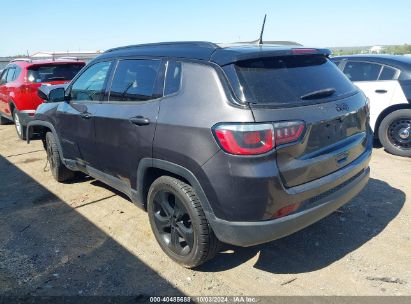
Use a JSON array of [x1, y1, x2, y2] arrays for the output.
[[333, 55, 411, 157]]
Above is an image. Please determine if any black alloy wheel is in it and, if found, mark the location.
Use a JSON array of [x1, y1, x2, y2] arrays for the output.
[[152, 190, 194, 256], [147, 176, 220, 268]]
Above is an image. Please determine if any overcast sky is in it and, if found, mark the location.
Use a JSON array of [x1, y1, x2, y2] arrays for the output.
[[1, 0, 410, 56]]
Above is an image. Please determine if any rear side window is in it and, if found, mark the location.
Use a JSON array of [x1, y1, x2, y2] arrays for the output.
[[6, 67, 16, 82], [229, 55, 356, 105], [332, 60, 341, 67], [164, 61, 182, 95], [27, 63, 84, 83], [13, 66, 22, 81], [0, 68, 8, 85], [109, 59, 161, 102], [379, 66, 398, 80], [343, 61, 382, 81]]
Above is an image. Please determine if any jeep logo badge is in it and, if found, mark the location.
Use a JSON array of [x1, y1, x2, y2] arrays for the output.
[[336, 103, 349, 112]]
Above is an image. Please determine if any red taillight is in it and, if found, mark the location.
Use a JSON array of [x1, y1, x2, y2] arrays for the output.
[[214, 124, 274, 155], [291, 48, 318, 55], [213, 121, 305, 155], [273, 121, 305, 145], [21, 84, 37, 93]]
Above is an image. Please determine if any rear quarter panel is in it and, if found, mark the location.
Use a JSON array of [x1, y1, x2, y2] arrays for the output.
[[153, 61, 254, 209]]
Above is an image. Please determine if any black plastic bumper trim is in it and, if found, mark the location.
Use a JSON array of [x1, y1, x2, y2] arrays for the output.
[[209, 166, 370, 247]]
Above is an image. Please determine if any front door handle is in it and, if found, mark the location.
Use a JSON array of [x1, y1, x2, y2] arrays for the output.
[[129, 116, 150, 126], [375, 89, 388, 94], [80, 112, 92, 119]]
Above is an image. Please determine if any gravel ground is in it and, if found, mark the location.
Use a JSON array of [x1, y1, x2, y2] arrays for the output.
[[0, 124, 410, 297]]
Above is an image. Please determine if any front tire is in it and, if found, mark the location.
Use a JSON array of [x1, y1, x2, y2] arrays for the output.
[[147, 176, 220, 268], [378, 109, 411, 157], [45, 132, 75, 182]]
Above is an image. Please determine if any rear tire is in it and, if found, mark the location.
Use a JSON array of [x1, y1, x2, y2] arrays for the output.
[[378, 109, 411, 157], [45, 132, 75, 182], [13, 109, 31, 140], [147, 176, 220, 268]]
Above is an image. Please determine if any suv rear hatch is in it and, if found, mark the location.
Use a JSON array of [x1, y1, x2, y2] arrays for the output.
[[23, 62, 85, 108], [27, 62, 84, 85], [223, 52, 369, 187]]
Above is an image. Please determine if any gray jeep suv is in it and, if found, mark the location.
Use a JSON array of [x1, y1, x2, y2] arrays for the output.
[[29, 42, 372, 268]]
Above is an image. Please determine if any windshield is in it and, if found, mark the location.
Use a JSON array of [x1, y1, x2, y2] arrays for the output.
[[228, 55, 356, 105], [27, 63, 84, 83]]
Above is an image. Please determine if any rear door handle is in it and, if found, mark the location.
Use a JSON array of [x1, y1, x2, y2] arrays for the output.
[[129, 116, 150, 126], [375, 89, 387, 94], [80, 112, 92, 119]]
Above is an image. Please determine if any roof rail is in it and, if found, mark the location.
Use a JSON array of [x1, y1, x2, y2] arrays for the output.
[[105, 41, 220, 53], [10, 58, 32, 63]]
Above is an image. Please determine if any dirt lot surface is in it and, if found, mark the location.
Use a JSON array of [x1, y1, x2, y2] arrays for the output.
[[0, 124, 410, 297]]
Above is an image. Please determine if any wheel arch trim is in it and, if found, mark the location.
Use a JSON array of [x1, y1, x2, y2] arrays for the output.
[[136, 158, 217, 222], [27, 120, 64, 161]]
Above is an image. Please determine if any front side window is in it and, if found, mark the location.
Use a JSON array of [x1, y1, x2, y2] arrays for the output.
[[109, 59, 161, 102], [70, 61, 111, 102], [343, 61, 382, 81]]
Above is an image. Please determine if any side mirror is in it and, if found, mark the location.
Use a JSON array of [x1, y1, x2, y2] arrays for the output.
[[38, 86, 66, 103], [49, 87, 66, 102]]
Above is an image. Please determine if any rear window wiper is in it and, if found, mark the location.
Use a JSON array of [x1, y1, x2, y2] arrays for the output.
[[300, 88, 336, 100], [46, 77, 66, 81]]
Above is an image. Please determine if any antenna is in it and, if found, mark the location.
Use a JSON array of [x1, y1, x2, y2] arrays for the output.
[[258, 14, 267, 45]]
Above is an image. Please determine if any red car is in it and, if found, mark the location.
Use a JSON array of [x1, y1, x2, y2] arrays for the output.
[[0, 58, 85, 139]]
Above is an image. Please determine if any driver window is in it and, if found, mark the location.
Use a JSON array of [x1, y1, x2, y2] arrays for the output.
[[70, 61, 111, 102]]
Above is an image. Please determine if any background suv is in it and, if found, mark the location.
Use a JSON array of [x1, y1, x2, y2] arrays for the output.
[[29, 42, 372, 267], [0, 58, 85, 139], [332, 55, 411, 157]]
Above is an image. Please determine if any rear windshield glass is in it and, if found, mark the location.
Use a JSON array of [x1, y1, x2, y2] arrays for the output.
[[27, 64, 84, 83], [230, 55, 356, 105]]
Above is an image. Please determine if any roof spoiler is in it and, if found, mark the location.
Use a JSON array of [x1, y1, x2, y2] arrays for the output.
[[235, 40, 303, 46], [10, 58, 32, 63], [212, 47, 333, 66], [56, 57, 80, 61]]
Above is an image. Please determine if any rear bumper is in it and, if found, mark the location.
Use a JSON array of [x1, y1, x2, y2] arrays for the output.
[[17, 110, 36, 126], [209, 166, 370, 247], [201, 126, 373, 222]]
